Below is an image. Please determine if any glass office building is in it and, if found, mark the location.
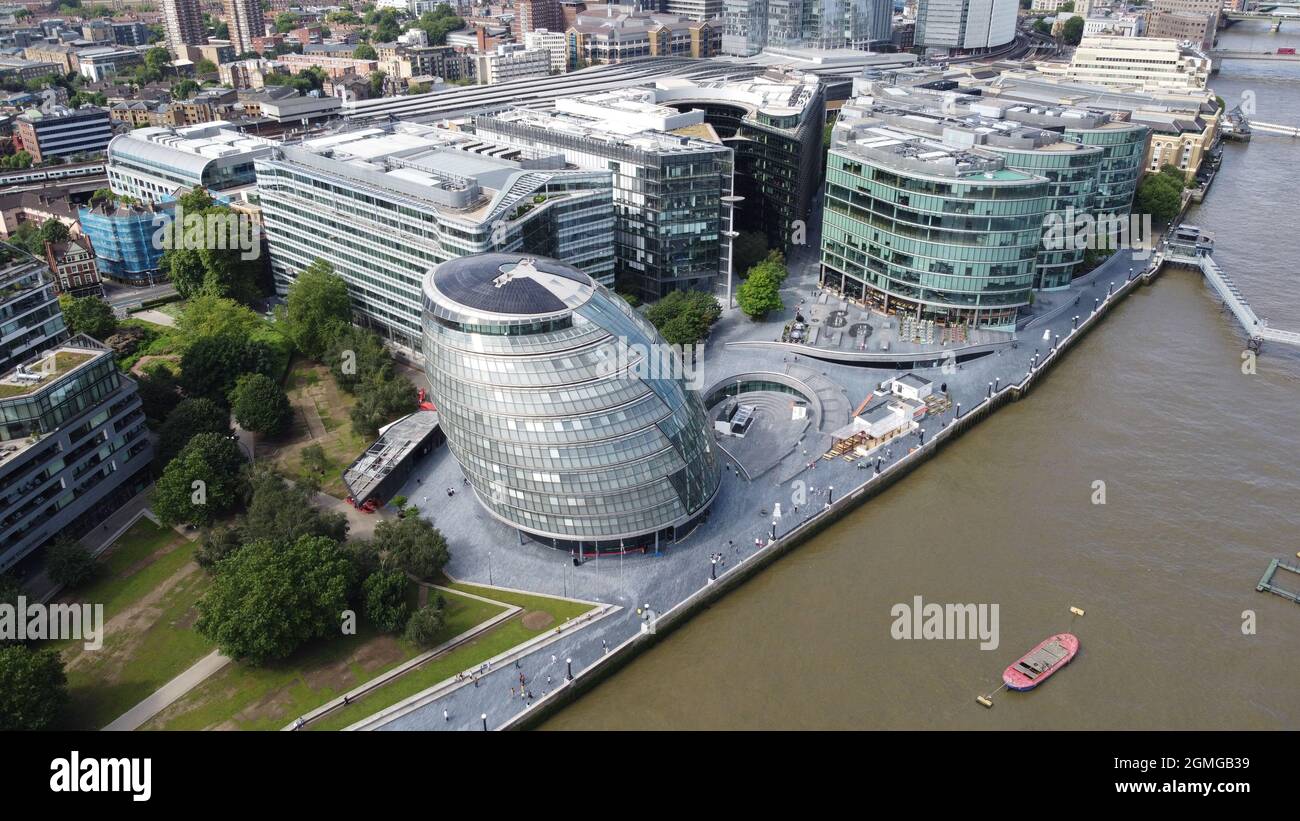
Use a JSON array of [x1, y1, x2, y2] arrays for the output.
[[473, 93, 735, 303], [1063, 121, 1149, 218], [421, 254, 720, 552], [106, 120, 276, 204], [0, 335, 152, 572], [656, 73, 825, 254], [256, 122, 616, 352], [0, 257, 68, 376], [820, 125, 1051, 330]]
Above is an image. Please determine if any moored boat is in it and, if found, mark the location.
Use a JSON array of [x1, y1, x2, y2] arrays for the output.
[[1002, 633, 1079, 691]]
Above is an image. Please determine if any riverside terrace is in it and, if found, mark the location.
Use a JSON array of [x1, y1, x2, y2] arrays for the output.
[[335, 242, 1157, 732]]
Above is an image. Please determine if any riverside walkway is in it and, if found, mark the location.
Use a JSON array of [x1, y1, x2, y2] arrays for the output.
[[355, 239, 1159, 732]]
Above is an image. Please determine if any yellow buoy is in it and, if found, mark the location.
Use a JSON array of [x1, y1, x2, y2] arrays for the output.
[[1069, 606, 1085, 617], [976, 695, 993, 708]]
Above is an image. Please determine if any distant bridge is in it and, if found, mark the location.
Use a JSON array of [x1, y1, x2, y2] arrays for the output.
[[1210, 48, 1300, 61], [1221, 9, 1300, 29]]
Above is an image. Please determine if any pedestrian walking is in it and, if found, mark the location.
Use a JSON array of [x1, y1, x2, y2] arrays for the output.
[[444, 708, 449, 722]]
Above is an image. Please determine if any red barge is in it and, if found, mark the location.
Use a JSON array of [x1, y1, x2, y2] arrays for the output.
[[1002, 633, 1079, 691]]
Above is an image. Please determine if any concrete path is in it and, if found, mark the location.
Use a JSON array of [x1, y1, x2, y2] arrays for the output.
[[132, 308, 177, 327], [103, 649, 231, 731], [311, 490, 392, 541]]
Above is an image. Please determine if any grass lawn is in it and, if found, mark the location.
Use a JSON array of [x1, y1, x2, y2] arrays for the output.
[[141, 587, 504, 731], [116, 318, 182, 372], [154, 301, 185, 320], [307, 584, 594, 731], [267, 359, 369, 499], [56, 517, 215, 730]]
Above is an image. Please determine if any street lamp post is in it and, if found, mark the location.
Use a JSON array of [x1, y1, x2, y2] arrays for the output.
[[565, 658, 573, 681], [827, 485, 834, 506], [481, 713, 487, 731], [721, 193, 745, 310]]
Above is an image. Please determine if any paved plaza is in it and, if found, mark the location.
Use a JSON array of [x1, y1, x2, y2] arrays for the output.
[[374, 221, 1152, 731]]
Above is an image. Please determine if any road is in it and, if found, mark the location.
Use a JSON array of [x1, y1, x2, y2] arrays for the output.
[[103, 280, 177, 317]]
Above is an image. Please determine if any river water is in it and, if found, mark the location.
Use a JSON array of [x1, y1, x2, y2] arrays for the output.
[[543, 24, 1300, 730]]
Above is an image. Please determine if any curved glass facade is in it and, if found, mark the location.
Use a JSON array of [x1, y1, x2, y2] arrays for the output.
[[1063, 123, 1148, 219], [820, 150, 1051, 329], [989, 144, 1103, 290], [421, 254, 720, 550]]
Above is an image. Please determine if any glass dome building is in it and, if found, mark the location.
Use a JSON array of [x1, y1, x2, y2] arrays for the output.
[[421, 253, 720, 553]]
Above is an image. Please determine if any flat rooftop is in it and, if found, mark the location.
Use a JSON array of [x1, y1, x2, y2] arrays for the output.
[[0, 346, 98, 400], [114, 120, 279, 161], [834, 125, 1037, 181], [279, 122, 576, 217], [342, 410, 442, 503], [481, 99, 729, 156]]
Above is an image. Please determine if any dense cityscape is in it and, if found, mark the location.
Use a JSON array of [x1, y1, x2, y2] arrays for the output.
[[0, 0, 1295, 765]]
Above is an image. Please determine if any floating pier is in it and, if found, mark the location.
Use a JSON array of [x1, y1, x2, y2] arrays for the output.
[[1159, 226, 1300, 352], [1255, 559, 1300, 604]]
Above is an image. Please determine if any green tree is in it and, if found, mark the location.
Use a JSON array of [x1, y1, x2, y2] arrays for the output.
[[275, 12, 300, 32], [156, 397, 231, 467], [736, 266, 783, 320], [158, 201, 260, 303], [1061, 15, 1084, 46], [1135, 164, 1189, 224], [180, 333, 278, 404], [195, 535, 355, 664], [0, 646, 68, 730], [326, 326, 394, 392], [135, 363, 181, 423], [644, 290, 721, 346], [350, 375, 416, 437], [46, 538, 98, 588], [58, 294, 117, 339], [362, 569, 409, 632], [240, 465, 348, 545], [353, 43, 377, 60], [410, 5, 464, 45], [403, 597, 446, 648], [39, 218, 70, 245], [153, 433, 246, 526], [284, 259, 352, 359], [196, 524, 243, 570], [172, 78, 200, 99], [373, 515, 449, 580], [229, 372, 291, 435]]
